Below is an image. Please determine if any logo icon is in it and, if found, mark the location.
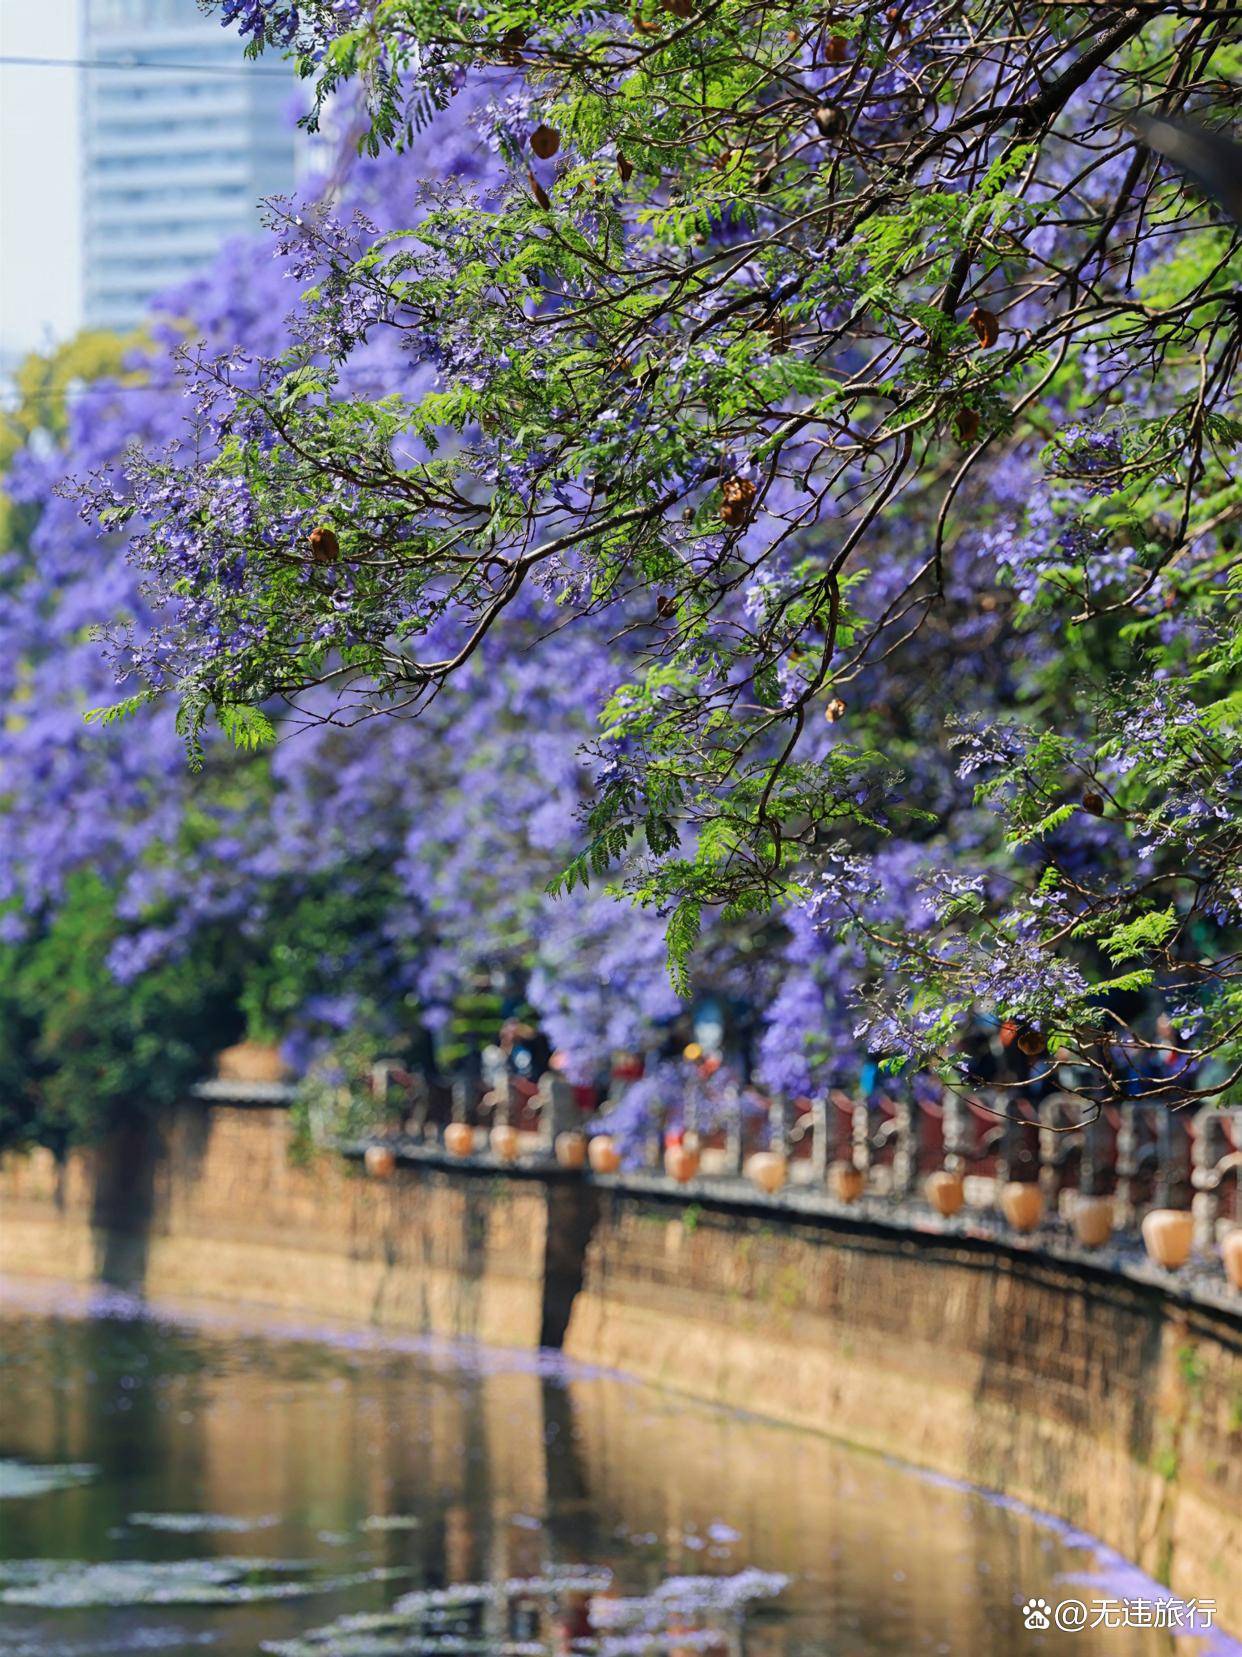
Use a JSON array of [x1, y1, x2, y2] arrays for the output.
[[1022, 1598, 1052, 1630]]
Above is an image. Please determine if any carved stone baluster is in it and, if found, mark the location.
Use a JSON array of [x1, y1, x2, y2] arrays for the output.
[[450, 1076, 470, 1128], [645, 1093, 664, 1171], [768, 1094, 790, 1160], [1038, 1093, 1080, 1217], [1191, 1104, 1220, 1252], [809, 1094, 830, 1184], [991, 1091, 1015, 1192], [1079, 1102, 1103, 1198], [1114, 1104, 1139, 1230], [537, 1072, 576, 1156], [892, 1091, 919, 1200], [723, 1084, 744, 1177], [1152, 1105, 1190, 1210], [942, 1090, 968, 1175], [852, 1098, 872, 1183], [1038, 1097, 1059, 1213]]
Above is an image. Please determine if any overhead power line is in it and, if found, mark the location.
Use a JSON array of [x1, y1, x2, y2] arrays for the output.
[[0, 54, 294, 79]]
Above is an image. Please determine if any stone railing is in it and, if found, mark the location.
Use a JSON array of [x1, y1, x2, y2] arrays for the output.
[[345, 1070, 1242, 1306]]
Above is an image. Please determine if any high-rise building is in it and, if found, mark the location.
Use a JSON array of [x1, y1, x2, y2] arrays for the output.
[[81, 0, 299, 331]]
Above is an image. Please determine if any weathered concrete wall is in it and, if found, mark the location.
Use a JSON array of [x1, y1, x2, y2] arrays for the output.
[[563, 1190, 1242, 1630], [2, 1102, 1240, 1631]]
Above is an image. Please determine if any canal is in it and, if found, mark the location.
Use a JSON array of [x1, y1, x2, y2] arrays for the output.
[[0, 1281, 1232, 1656]]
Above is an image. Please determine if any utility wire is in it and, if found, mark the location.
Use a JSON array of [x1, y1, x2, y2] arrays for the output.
[[0, 54, 294, 79]]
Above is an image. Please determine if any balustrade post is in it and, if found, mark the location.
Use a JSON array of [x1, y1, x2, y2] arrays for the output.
[[942, 1089, 969, 1175], [768, 1094, 790, 1160], [991, 1091, 1016, 1190], [1038, 1094, 1078, 1215], [1079, 1102, 1103, 1198], [892, 1090, 919, 1199], [450, 1076, 470, 1126], [1114, 1104, 1139, 1229], [536, 1072, 576, 1154], [852, 1098, 872, 1182], [809, 1094, 829, 1184], [645, 1091, 664, 1171], [1191, 1104, 1221, 1251], [1153, 1107, 1190, 1211], [723, 1085, 744, 1177]]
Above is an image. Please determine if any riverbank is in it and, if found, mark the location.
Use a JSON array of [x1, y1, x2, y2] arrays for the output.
[[1, 1096, 1239, 1634]]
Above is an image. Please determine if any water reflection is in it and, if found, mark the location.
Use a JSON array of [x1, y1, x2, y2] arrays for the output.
[[0, 1285, 1231, 1656]]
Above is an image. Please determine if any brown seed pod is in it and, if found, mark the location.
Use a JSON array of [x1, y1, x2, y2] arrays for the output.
[[617, 153, 634, 183], [499, 24, 527, 63], [1016, 1027, 1047, 1058], [968, 305, 1000, 348], [1081, 791, 1105, 816], [720, 476, 757, 529], [825, 33, 848, 64], [656, 594, 677, 617], [665, 0, 695, 15], [633, 10, 661, 32], [825, 697, 847, 723], [528, 170, 551, 210], [530, 124, 560, 159], [814, 104, 845, 138], [954, 407, 980, 444], [764, 312, 791, 354], [308, 525, 340, 565]]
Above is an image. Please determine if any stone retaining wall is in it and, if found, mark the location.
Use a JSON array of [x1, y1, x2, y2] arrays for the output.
[[1, 1098, 1239, 1631], [0, 1101, 572, 1349], [564, 1188, 1242, 1630]]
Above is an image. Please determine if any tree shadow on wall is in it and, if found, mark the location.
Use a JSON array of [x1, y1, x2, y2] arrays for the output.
[[88, 1116, 157, 1289]]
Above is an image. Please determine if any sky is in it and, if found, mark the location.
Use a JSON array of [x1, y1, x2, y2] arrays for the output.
[[0, 0, 82, 366]]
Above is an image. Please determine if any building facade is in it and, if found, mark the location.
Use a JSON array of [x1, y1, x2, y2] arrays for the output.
[[81, 0, 298, 331]]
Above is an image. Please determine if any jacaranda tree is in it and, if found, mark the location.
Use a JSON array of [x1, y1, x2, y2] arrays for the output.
[[7, 0, 1237, 1133]]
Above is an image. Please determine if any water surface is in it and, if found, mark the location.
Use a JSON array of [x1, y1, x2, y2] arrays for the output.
[[0, 1280, 1232, 1656]]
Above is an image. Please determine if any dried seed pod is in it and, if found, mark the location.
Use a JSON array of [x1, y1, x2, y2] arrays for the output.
[[1081, 791, 1105, 816], [308, 525, 340, 565], [968, 305, 1000, 348], [617, 153, 634, 182], [499, 24, 527, 63], [656, 594, 677, 617], [764, 312, 791, 354], [720, 476, 757, 528], [633, 11, 661, 32], [825, 33, 848, 64], [825, 697, 847, 723], [664, 0, 695, 15], [814, 104, 845, 138], [680, 505, 695, 523], [954, 407, 980, 444], [530, 124, 560, 159], [1016, 1027, 1047, 1058], [528, 170, 551, 210]]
